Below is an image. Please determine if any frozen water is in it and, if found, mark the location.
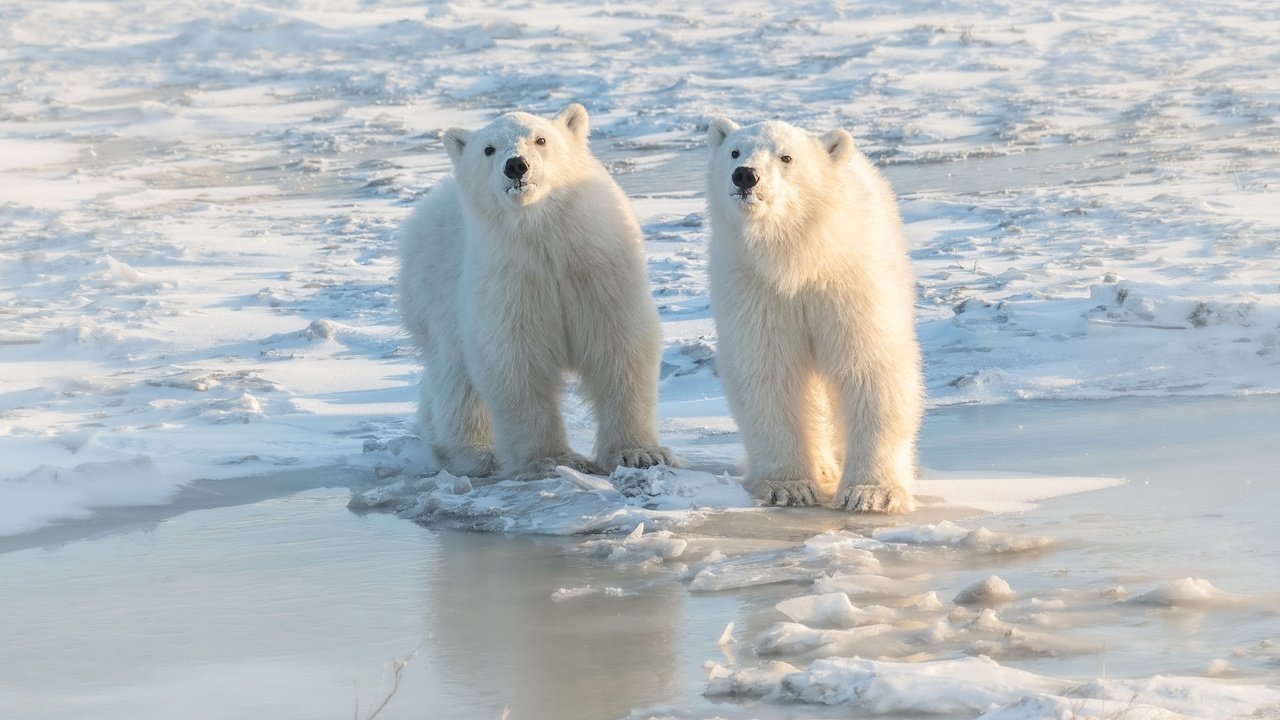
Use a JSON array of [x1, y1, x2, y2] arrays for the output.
[[2, 398, 1279, 720], [954, 575, 1019, 606], [3, 0, 1280, 718]]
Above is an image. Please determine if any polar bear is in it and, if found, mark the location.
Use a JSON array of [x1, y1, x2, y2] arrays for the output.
[[705, 118, 923, 513], [399, 104, 677, 479]]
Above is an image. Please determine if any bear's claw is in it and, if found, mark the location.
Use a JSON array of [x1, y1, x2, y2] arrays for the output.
[[835, 483, 915, 513], [760, 479, 820, 507], [604, 446, 682, 471]]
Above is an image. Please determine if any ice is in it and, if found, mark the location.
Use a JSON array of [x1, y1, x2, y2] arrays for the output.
[[979, 675, 1280, 720], [754, 622, 897, 657], [961, 527, 1053, 554], [704, 660, 797, 699], [812, 573, 917, 598], [349, 466, 753, 535], [774, 593, 896, 629], [1130, 577, 1246, 608], [705, 654, 1280, 719], [551, 585, 625, 601], [784, 656, 1065, 711], [579, 524, 688, 565], [0, 456, 171, 536], [802, 530, 884, 554], [954, 575, 1019, 606], [606, 465, 754, 510], [875, 520, 971, 545], [3, 0, 1280, 718], [690, 535, 884, 593], [875, 521, 1053, 553]]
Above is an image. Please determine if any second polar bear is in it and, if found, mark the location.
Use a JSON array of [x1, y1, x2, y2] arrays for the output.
[[399, 104, 676, 479], [706, 118, 923, 513]]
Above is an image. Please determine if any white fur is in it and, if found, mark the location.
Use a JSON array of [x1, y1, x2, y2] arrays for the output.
[[705, 118, 923, 513], [399, 104, 677, 479]]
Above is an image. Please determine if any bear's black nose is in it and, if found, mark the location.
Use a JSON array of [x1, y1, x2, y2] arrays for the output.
[[504, 156, 529, 180], [732, 166, 759, 190]]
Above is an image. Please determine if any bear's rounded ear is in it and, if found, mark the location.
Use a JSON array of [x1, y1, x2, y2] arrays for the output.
[[707, 117, 739, 149], [443, 127, 470, 164], [555, 103, 589, 141], [820, 129, 855, 165]]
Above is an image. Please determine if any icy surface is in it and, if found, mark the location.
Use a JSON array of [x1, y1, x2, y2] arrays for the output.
[[3, 0, 1280, 718], [5, 400, 1280, 720], [348, 465, 751, 535]]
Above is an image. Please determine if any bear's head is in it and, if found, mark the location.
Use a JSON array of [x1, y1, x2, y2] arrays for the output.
[[706, 118, 855, 227], [443, 104, 591, 211]]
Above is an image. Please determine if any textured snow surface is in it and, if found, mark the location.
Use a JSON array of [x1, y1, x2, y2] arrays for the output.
[[3, 1, 1280, 717], [3, 0, 1279, 537]]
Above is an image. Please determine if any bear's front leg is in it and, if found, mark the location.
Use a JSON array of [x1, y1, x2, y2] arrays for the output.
[[718, 342, 829, 507], [478, 366, 601, 480], [461, 302, 588, 479], [571, 279, 679, 474], [831, 368, 920, 514]]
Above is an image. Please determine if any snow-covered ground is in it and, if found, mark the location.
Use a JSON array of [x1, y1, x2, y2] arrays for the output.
[[2, 1, 1279, 718]]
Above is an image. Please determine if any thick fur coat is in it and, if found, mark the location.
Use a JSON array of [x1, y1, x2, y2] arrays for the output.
[[706, 118, 923, 512], [399, 105, 675, 479]]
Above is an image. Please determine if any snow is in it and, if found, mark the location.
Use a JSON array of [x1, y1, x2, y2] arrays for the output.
[[3, 0, 1277, 540], [3, 0, 1280, 718]]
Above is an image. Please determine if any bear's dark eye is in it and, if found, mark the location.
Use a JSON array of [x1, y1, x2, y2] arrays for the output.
[[535, 137, 546, 145], [730, 150, 740, 159], [484, 146, 495, 156], [780, 155, 793, 164]]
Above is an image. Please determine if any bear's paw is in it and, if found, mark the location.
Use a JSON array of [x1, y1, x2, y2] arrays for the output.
[[513, 452, 602, 481], [603, 446, 683, 472], [834, 483, 915, 514], [760, 478, 820, 507]]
